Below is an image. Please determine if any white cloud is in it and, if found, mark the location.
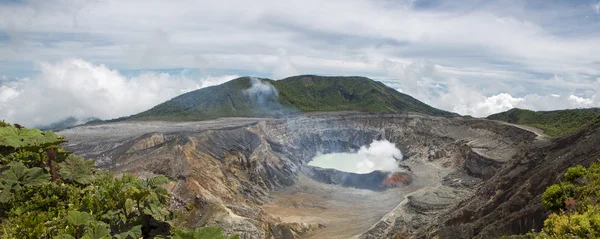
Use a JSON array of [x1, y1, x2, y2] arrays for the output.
[[437, 84, 597, 117], [2, 0, 600, 78], [594, 2, 600, 14], [0, 59, 239, 127], [387, 61, 599, 117], [272, 49, 298, 79]]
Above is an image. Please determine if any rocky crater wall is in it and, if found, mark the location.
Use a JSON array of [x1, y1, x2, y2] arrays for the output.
[[58, 114, 538, 238]]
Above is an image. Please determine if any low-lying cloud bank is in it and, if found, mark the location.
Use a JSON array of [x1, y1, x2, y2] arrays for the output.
[[0, 59, 239, 127], [432, 79, 600, 117], [389, 61, 600, 117]]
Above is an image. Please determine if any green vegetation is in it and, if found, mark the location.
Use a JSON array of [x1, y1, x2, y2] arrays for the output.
[[129, 77, 274, 121], [272, 75, 456, 116], [487, 108, 600, 136], [508, 161, 600, 238], [173, 227, 239, 239], [0, 122, 237, 239], [537, 161, 600, 238], [119, 75, 456, 122]]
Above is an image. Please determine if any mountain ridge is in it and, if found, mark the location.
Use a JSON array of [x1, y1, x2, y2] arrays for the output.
[[487, 107, 600, 136], [118, 75, 457, 122]]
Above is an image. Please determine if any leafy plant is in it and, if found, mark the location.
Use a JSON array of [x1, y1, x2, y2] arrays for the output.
[[0, 161, 50, 202], [58, 154, 95, 185], [541, 182, 574, 213], [0, 126, 65, 151], [173, 227, 240, 239]]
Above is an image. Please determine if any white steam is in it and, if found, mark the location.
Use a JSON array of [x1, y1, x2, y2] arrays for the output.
[[243, 77, 278, 98], [242, 77, 281, 108], [308, 140, 402, 174]]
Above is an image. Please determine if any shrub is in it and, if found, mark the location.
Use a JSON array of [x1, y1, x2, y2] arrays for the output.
[[534, 160, 600, 238]]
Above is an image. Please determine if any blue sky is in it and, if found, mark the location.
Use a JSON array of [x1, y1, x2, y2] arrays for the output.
[[1, 0, 600, 126]]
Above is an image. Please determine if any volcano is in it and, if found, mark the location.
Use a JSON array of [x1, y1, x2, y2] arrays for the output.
[[57, 76, 600, 239], [100, 75, 457, 123]]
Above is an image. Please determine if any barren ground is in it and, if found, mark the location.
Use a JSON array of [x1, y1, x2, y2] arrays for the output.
[[265, 159, 454, 239], [264, 176, 409, 239]]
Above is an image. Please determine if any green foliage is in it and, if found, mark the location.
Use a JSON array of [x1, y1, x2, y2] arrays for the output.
[[113, 225, 142, 239], [67, 210, 92, 226], [0, 124, 237, 239], [0, 121, 9, 127], [0, 161, 50, 202], [60, 212, 112, 239], [81, 222, 111, 239], [58, 154, 95, 185], [523, 160, 600, 238], [0, 126, 65, 151], [272, 75, 456, 116], [564, 165, 587, 182], [542, 183, 574, 213], [540, 206, 600, 238], [173, 227, 240, 239], [129, 77, 279, 121], [487, 108, 600, 136]]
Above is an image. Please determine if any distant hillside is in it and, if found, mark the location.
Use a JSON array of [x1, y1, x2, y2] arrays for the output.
[[272, 75, 456, 116], [38, 116, 100, 131], [125, 75, 457, 121], [486, 108, 600, 136], [130, 77, 295, 121]]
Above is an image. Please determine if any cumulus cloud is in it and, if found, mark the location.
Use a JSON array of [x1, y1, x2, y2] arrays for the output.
[[309, 140, 402, 174], [435, 81, 598, 117], [0, 59, 239, 127], [386, 60, 600, 117]]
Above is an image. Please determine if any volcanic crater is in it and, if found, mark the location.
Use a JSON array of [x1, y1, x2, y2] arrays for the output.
[[58, 112, 538, 238]]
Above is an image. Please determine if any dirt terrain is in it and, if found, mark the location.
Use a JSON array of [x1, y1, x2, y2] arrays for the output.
[[264, 176, 408, 239], [58, 113, 542, 238]]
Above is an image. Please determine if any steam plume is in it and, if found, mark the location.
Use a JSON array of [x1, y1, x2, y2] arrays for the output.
[[243, 77, 279, 106], [309, 140, 402, 174]]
